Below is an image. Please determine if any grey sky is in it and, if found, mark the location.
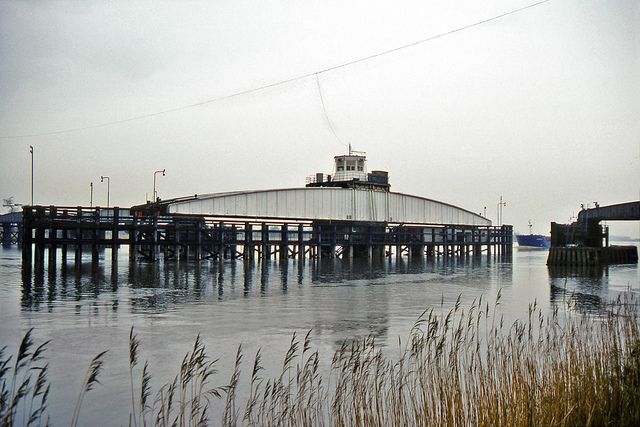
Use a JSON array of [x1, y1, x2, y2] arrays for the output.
[[0, 0, 638, 236]]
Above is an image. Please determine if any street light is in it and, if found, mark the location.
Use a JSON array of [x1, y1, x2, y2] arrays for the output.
[[153, 169, 166, 202], [29, 145, 33, 205], [496, 196, 507, 226], [100, 175, 110, 207]]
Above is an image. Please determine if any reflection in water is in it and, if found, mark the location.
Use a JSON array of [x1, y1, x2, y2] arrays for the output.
[[17, 249, 517, 352], [20, 251, 509, 315], [22, 260, 119, 311], [548, 264, 609, 312]]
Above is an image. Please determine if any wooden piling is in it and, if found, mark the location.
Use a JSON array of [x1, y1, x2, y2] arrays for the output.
[[48, 206, 57, 266], [34, 207, 45, 268], [19, 205, 514, 269], [112, 207, 119, 262]]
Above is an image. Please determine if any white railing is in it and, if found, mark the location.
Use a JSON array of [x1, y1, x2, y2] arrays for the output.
[[332, 171, 367, 182], [305, 174, 331, 184]]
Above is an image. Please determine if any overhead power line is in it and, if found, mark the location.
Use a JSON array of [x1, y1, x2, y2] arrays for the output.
[[315, 73, 347, 149], [0, 0, 550, 140]]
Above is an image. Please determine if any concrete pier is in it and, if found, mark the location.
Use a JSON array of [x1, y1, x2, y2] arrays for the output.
[[548, 246, 638, 266]]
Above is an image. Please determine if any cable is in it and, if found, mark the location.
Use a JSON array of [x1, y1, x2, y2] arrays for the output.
[[315, 73, 347, 149], [0, 0, 550, 140]]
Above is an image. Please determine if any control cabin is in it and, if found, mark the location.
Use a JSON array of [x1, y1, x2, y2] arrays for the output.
[[305, 147, 390, 191]]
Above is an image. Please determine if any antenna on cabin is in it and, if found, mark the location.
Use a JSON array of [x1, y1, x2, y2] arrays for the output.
[[528, 220, 532, 235], [346, 144, 366, 156]]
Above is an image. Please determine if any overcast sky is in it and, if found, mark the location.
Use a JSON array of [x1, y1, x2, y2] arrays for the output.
[[0, 0, 638, 236]]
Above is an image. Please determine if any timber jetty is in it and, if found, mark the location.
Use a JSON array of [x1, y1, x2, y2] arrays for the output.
[[19, 150, 512, 267]]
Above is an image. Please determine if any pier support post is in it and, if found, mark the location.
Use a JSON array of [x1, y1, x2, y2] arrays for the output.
[[91, 208, 99, 264], [61, 228, 68, 264], [261, 223, 269, 260], [151, 215, 158, 262], [443, 228, 449, 259], [195, 220, 202, 261], [48, 206, 57, 267], [297, 224, 305, 261], [411, 244, 424, 259], [244, 223, 253, 261], [22, 207, 33, 268], [34, 207, 45, 268], [280, 224, 289, 262], [74, 207, 82, 264], [175, 225, 181, 262], [1, 223, 11, 246], [214, 221, 222, 261], [230, 224, 237, 259], [129, 214, 137, 262], [112, 207, 119, 263]]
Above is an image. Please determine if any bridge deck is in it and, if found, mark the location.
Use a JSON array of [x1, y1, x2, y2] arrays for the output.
[[577, 201, 640, 223]]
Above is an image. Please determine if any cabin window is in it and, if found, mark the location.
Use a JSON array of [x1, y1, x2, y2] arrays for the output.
[[337, 166, 344, 171]]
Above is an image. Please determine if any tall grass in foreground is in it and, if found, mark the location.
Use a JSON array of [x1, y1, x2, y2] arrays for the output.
[[2, 292, 639, 426], [322, 293, 640, 426]]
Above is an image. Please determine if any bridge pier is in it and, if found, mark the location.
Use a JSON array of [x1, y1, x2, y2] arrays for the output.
[[547, 201, 639, 266], [18, 205, 514, 268]]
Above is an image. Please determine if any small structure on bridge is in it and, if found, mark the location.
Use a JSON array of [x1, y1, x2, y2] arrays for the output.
[[305, 145, 390, 191], [547, 201, 639, 266]]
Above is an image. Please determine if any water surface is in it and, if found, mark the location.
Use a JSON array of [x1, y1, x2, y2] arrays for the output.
[[1, 245, 637, 425]]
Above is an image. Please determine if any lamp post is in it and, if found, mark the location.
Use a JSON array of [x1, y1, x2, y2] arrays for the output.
[[153, 169, 166, 202], [29, 145, 34, 205], [100, 175, 110, 207], [496, 196, 507, 226], [90, 182, 93, 207]]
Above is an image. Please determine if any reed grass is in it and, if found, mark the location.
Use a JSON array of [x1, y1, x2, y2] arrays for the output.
[[2, 292, 639, 426], [0, 329, 51, 427], [71, 350, 108, 427]]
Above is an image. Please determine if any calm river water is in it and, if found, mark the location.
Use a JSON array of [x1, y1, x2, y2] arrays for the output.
[[1, 245, 638, 425]]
